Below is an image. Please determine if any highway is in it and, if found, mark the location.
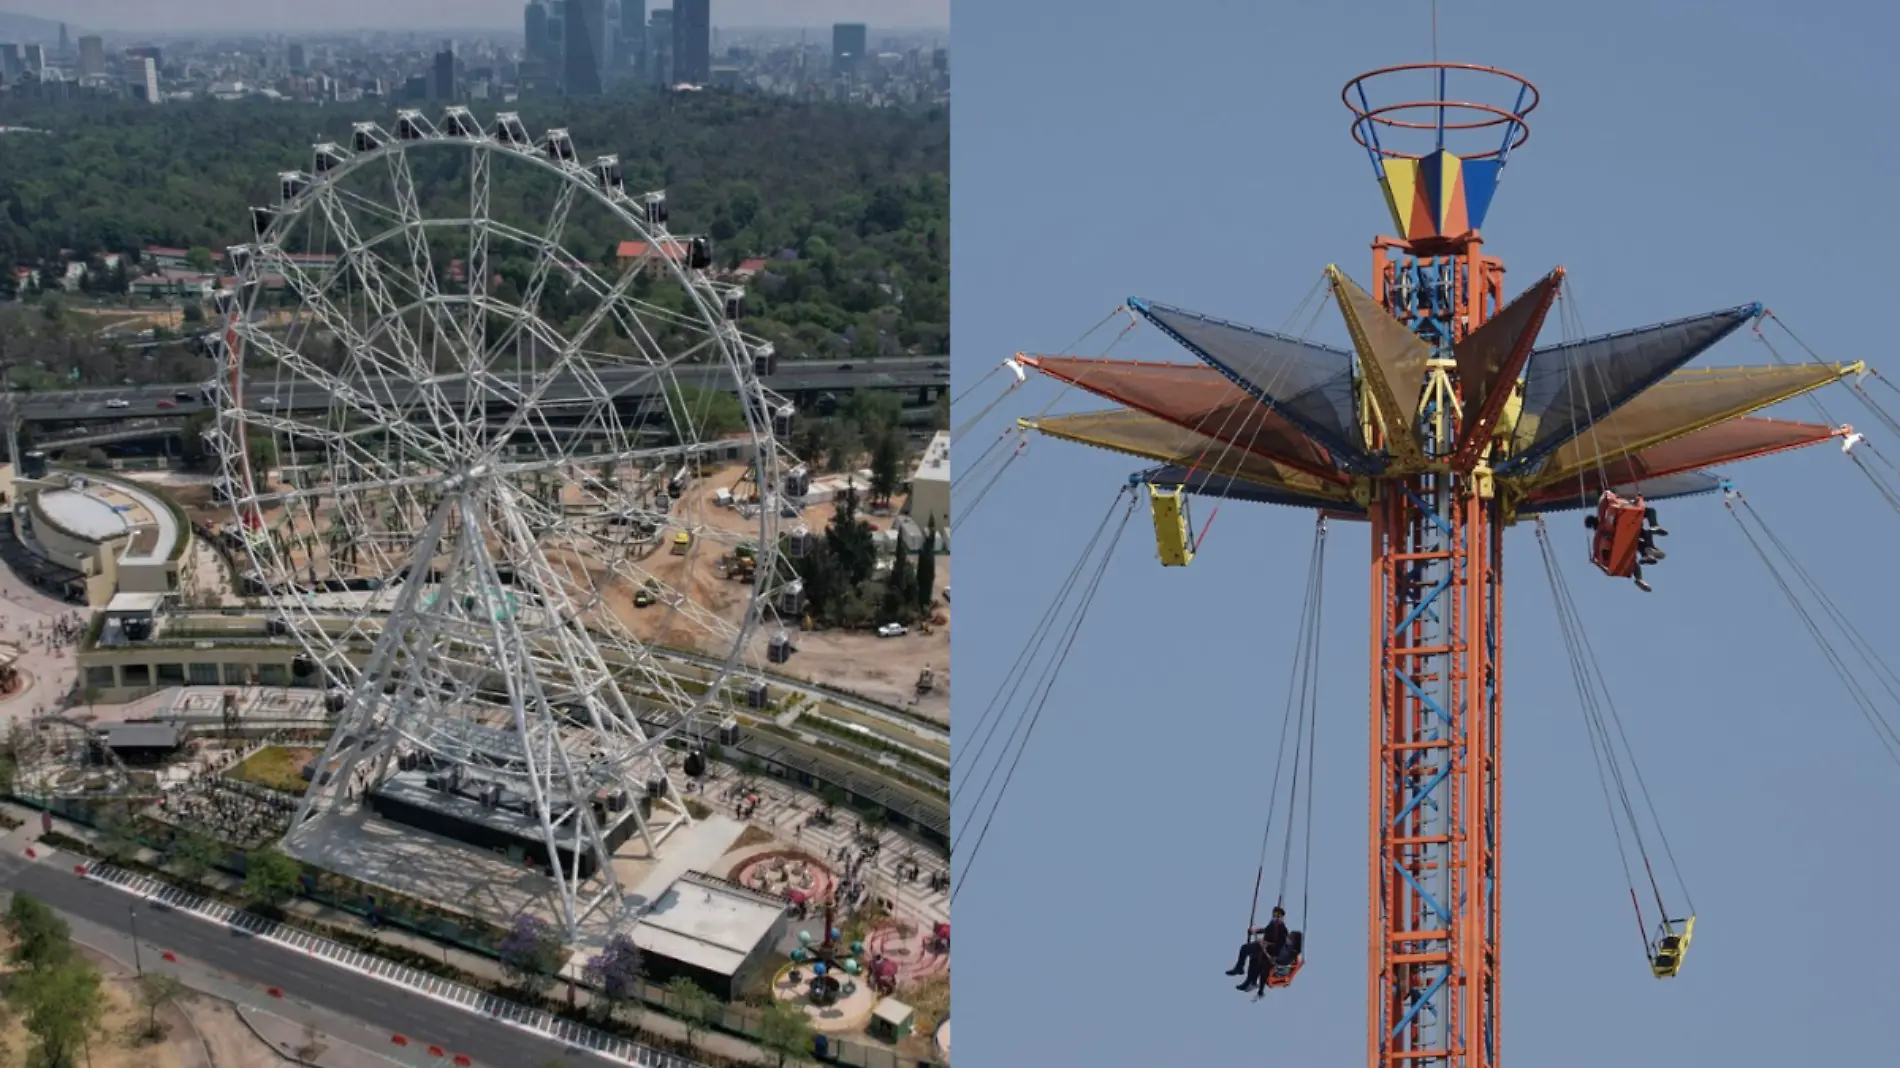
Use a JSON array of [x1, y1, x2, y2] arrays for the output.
[[12, 356, 951, 422], [0, 849, 606, 1066]]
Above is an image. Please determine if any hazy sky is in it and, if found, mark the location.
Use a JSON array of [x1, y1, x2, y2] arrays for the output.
[[4, 0, 946, 33]]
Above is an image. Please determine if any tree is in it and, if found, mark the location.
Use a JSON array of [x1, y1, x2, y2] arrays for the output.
[[665, 976, 721, 1054], [914, 518, 937, 612], [95, 805, 140, 863], [756, 999, 814, 1067], [868, 432, 900, 506], [15, 959, 104, 1067], [881, 532, 912, 625], [582, 934, 643, 1022], [4, 893, 73, 973], [136, 972, 185, 1040], [169, 832, 224, 886], [498, 913, 566, 997], [241, 848, 301, 910], [184, 246, 215, 272], [667, 384, 745, 440]]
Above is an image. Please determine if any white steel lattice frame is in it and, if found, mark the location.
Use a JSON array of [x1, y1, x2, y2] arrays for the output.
[[205, 106, 793, 934]]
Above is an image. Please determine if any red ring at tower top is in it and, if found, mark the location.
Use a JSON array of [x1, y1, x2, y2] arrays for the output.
[[1342, 63, 1540, 244]]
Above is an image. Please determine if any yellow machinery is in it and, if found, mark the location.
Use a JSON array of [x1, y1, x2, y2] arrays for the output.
[[1649, 915, 1695, 978], [672, 530, 692, 555], [1148, 484, 1194, 567]]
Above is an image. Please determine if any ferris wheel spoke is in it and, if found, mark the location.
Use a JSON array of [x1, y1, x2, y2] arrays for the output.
[[465, 148, 493, 383], [384, 132, 480, 367], [233, 318, 457, 472], [486, 183, 581, 373]]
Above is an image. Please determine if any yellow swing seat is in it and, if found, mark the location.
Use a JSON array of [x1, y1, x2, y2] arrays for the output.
[[1148, 484, 1194, 567], [1649, 915, 1695, 979]]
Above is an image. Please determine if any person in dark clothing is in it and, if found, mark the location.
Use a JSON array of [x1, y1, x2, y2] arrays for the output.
[[1225, 907, 1289, 991]]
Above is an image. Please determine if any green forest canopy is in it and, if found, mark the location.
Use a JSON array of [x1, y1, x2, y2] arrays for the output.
[[0, 91, 947, 360]]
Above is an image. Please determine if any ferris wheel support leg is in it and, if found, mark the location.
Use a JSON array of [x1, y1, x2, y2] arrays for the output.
[[290, 501, 457, 831]]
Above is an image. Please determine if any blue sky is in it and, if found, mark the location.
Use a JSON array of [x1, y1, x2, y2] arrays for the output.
[[950, 1, 1900, 1064]]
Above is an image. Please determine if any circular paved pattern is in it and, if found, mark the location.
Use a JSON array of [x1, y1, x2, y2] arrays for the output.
[[936, 1017, 950, 1060], [866, 920, 949, 988], [769, 961, 876, 1034], [732, 849, 837, 903]]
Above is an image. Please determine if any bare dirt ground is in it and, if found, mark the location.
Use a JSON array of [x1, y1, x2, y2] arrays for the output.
[[181, 1000, 281, 1068], [0, 943, 207, 1068], [166, 459, 949, 717]]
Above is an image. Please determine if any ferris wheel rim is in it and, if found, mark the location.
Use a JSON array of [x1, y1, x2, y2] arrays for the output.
[[214, 109, 788, 758]]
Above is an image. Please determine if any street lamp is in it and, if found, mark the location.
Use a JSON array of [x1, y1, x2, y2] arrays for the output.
[[128, 903, 143, 976]]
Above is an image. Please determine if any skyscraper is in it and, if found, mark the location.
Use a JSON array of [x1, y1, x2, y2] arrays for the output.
[[76, 35, 103, 77], [563, 0, 604, 95], [22, 44, 43, 74], [832, 23, 867, 77], [617, 0, 645, 78], [647, 8, 672, 86], [139, 57, 159, 104], [672, 0, 710, 86], [433, 45, 456, 100], [524, 1, 549, 64], [288, 42, 307, 73]]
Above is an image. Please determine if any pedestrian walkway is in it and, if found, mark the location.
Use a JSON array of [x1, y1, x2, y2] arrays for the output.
[[82, 861, 699, 1068]]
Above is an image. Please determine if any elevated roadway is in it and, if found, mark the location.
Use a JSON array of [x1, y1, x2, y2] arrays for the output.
[[12, 356, 950, 422]]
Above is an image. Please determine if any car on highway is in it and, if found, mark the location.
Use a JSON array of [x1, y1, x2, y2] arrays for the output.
[[157, 399, 176, 409], [259, 396, 279, 407], [174, 391, 195, 403], [105, 398, 129, 409]]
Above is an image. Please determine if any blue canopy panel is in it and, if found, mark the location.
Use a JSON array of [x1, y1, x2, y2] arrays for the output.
[[1522, 470, 1724, 513], [1128, 298, 1378, 473], [1135, 464, 1367, 517], [1499, 303, 1761, 474]]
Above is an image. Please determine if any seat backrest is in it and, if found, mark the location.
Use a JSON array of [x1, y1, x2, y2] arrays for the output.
[[1283, 929, 1304, 961]]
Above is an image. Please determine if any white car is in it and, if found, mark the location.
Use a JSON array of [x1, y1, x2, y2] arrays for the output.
[[259, 396, 279, 407], [876, 623, 907, 638], [105, 398, 130, 409]]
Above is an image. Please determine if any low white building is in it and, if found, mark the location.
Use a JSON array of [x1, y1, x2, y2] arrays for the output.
[[907, 430, 949, 534]]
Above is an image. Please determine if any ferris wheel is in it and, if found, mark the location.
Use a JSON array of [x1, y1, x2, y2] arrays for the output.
[[204, 107, 795, 933]]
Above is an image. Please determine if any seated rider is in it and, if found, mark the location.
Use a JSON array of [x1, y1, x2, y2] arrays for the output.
[[1225, 906, 1289, 991]]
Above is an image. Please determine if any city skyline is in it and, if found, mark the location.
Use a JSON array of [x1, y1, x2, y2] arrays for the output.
[[0, 0, 946, 35]]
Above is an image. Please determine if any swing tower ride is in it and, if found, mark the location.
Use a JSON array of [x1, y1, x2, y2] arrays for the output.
[[1013, 63, 1860, 1068]]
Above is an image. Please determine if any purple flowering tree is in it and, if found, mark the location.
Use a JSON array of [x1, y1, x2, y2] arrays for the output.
[[583, 934, 643, 1022], [498, 913, 566, 996]]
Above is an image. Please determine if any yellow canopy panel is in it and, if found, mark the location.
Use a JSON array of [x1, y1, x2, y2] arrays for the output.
[[1328, 265, 1432, 465], [1026, 409, 1353, 501], [1531, 362, 1857, 487]]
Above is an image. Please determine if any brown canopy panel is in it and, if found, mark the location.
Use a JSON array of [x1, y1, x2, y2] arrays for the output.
[[1029, 408, 1353, 501], [1524, 416, 1838, 499], [1025, 356, 1346, 483]]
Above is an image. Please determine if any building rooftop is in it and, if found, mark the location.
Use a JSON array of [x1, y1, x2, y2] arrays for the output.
[[100, 722, 182, 749], [34, 474, 178, 563], [911, 430, 949, 484], [631, 870, 786, 978], [104, 591, 166, 615]]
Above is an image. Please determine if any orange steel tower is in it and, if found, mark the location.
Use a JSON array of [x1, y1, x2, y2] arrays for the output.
[[1014, 61, 1862, 1068]]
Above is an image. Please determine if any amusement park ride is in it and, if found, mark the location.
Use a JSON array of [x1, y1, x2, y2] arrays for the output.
[[964, 60, 1887, 1068]]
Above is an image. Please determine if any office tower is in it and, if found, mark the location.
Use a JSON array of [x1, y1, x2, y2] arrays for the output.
[[140, 57, 159, 103], [288, 42, 307, 72], [933, 47, 947, 74], [56, 23, 68, 59], [525, 1, 549, 63], [23, 44, 43, 74], [647, 8, 672, 85], [618, 0, 645, 77], [563, 0, 604, 95], [832, 23, 867, 77], [671, 0, 710, 85], [0, 44, 19, 80], [433, 45, 456, 100], [76, 35, 103, 77]]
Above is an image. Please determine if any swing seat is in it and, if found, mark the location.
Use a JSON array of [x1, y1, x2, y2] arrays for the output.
[[1588, 492, 1646, 579], [1649, 915, 1695, 979], [1263, 930, 1304, 989], [1148, 484, 1194, 567]]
